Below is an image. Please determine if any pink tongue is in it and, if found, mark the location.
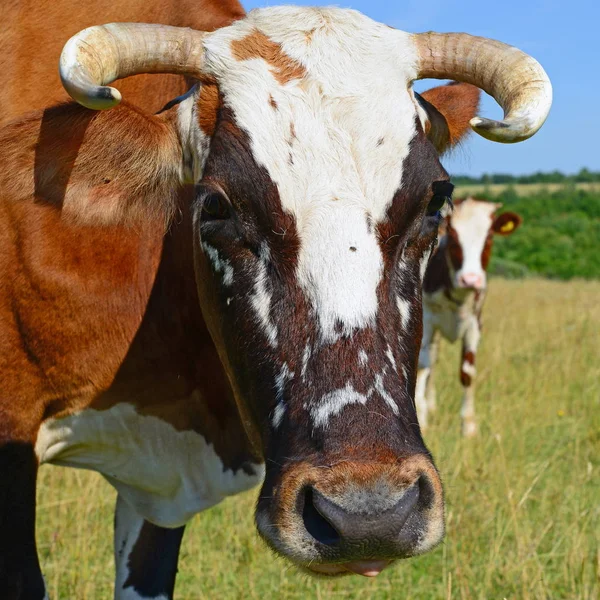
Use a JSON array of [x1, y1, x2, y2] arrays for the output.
[[344, 561, 391, 577]]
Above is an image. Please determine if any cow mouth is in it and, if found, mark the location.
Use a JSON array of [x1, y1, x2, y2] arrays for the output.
[[305, 560, 393, 578]]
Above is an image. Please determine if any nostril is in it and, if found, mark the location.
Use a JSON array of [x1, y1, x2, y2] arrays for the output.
[[302, 487, 341, 546]]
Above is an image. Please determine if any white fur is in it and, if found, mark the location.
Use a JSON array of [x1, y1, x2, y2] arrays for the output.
[[35, 404, 264, 528], [310, 371, 399, 427], [113, 496, 169, 600], [202, 242, 234, 286], [359, 349, 369, 366], [462, 361, 476, 378], [251, 253, 278, 347], [397, 296, 412, 331], [311, 384, 370, 428], [374, 373, 399, 415], [272, 363, 294, 428], [301, 342, 311, 381], [386, 345, 397, 371], [198, 7, 421, 345]]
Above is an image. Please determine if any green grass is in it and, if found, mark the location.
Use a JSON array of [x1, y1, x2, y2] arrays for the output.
[[36, 279, 600, 599]]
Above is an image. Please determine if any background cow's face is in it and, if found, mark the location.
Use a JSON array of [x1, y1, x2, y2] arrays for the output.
[[446, 198, 522, 291], [181, 7, 479, 576]]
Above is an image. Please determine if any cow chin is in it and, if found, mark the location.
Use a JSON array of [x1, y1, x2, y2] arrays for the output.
[[255, 456, 445, 576]]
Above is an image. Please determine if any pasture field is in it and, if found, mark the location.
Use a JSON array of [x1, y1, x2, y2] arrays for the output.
[[36, 279, 600, 599], [454, 181, 600, 198]]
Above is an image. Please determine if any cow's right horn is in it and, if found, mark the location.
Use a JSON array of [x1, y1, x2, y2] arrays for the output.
[[412, 32, 552, 143], [60, 23, 208, 110]]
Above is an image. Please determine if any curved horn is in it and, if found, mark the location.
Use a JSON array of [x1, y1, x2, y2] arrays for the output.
[[412, 33, 552, 143], [60, 23, 208, 110]]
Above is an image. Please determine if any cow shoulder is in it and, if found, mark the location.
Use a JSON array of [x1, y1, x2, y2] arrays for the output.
[[0, 102, 182, 415]]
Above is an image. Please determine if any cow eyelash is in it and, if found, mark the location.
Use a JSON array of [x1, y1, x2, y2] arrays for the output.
[[427, 181, 454, 217], [199, 189, 231, 221]]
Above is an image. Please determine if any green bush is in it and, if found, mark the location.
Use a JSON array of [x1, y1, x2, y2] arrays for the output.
[[479, 187, 600, 280]]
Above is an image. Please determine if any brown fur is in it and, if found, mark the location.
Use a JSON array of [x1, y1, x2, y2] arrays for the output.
[[419, 82, 481, 153], [1, 103, 182, 227], [0, 0, 245, 124], [0, 101, 257, 466], [197, 84, 222, 137], [231, 30, 307, 85]]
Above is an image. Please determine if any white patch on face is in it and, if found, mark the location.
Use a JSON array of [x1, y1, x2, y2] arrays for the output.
[[251, 248, 278, 347], [450, 198, 498, 287], [386, 345, 397, 371], [202, 242, 234, 286], [374, 373, 399, 415], [272, 403, 286, 429], [311, 383, 370, 428], [310, 370, 399, 427], [201, 7, 421, 344], [359, 349, 369, 366], [272, 363, 295, 428], [35, 404, 264, 528], [301, 342, 312, 381], [397, 296, 412, 331]]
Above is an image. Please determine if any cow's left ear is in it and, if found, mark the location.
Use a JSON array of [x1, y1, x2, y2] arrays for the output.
[[417, 82, 481, 154], [491, 212, 523, 236]]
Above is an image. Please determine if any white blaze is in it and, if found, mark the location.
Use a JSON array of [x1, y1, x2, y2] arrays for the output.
[[201, 7, 421, 345], [450, 199, 499, 287]]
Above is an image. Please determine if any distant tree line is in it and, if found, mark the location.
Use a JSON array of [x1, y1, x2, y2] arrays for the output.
[[452, 168, 600, 186]]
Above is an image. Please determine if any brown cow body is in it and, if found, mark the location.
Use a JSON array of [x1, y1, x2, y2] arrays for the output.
[[0, 0, 244, 123], [0, 2, 550, 598]]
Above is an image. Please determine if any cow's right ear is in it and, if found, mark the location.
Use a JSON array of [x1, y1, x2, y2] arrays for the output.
[[417, 82, 481, 154], [27, 101, 185, 227]]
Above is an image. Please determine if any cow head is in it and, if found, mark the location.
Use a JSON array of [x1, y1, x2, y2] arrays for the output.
[[59, 7, 549, 576], [446, 198, 522, 291]]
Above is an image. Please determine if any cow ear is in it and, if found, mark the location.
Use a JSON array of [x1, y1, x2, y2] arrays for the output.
[[27, 101, 184, 226], [492, 212, 523, 236], [418, 82, 481, 154]]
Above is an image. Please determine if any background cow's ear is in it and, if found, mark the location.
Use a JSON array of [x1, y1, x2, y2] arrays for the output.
[[418, 82, 481, 154], [492, 212, 523, 236]]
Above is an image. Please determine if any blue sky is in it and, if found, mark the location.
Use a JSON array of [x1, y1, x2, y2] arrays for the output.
[[243, 0, 597, 176]]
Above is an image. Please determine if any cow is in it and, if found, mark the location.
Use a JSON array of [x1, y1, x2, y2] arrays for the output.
[[0, 5, 551, 599], [416, 198, 523, 437]]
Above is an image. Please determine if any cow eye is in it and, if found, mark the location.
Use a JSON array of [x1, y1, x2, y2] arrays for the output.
[[201, 192, 230, 221], [427, 181, 454, 218], [426, 195, 448, 217]]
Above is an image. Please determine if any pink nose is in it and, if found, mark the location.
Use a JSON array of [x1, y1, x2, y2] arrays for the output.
[[458, 273, 484, 289]]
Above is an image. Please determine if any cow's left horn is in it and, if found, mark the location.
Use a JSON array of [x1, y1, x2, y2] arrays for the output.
[[412, 32, 552, 143], [60, 23, 208, 110]]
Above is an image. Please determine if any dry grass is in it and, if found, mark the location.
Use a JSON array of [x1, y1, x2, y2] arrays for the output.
[[36, 279, 600, 599], [454, 182, 600, 197]]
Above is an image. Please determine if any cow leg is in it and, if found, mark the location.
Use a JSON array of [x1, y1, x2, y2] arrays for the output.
[[416, 323, 436, 430], [114, 495, 185, 600], [460, 317, 481, 437], [0, 440, 47, 600]]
